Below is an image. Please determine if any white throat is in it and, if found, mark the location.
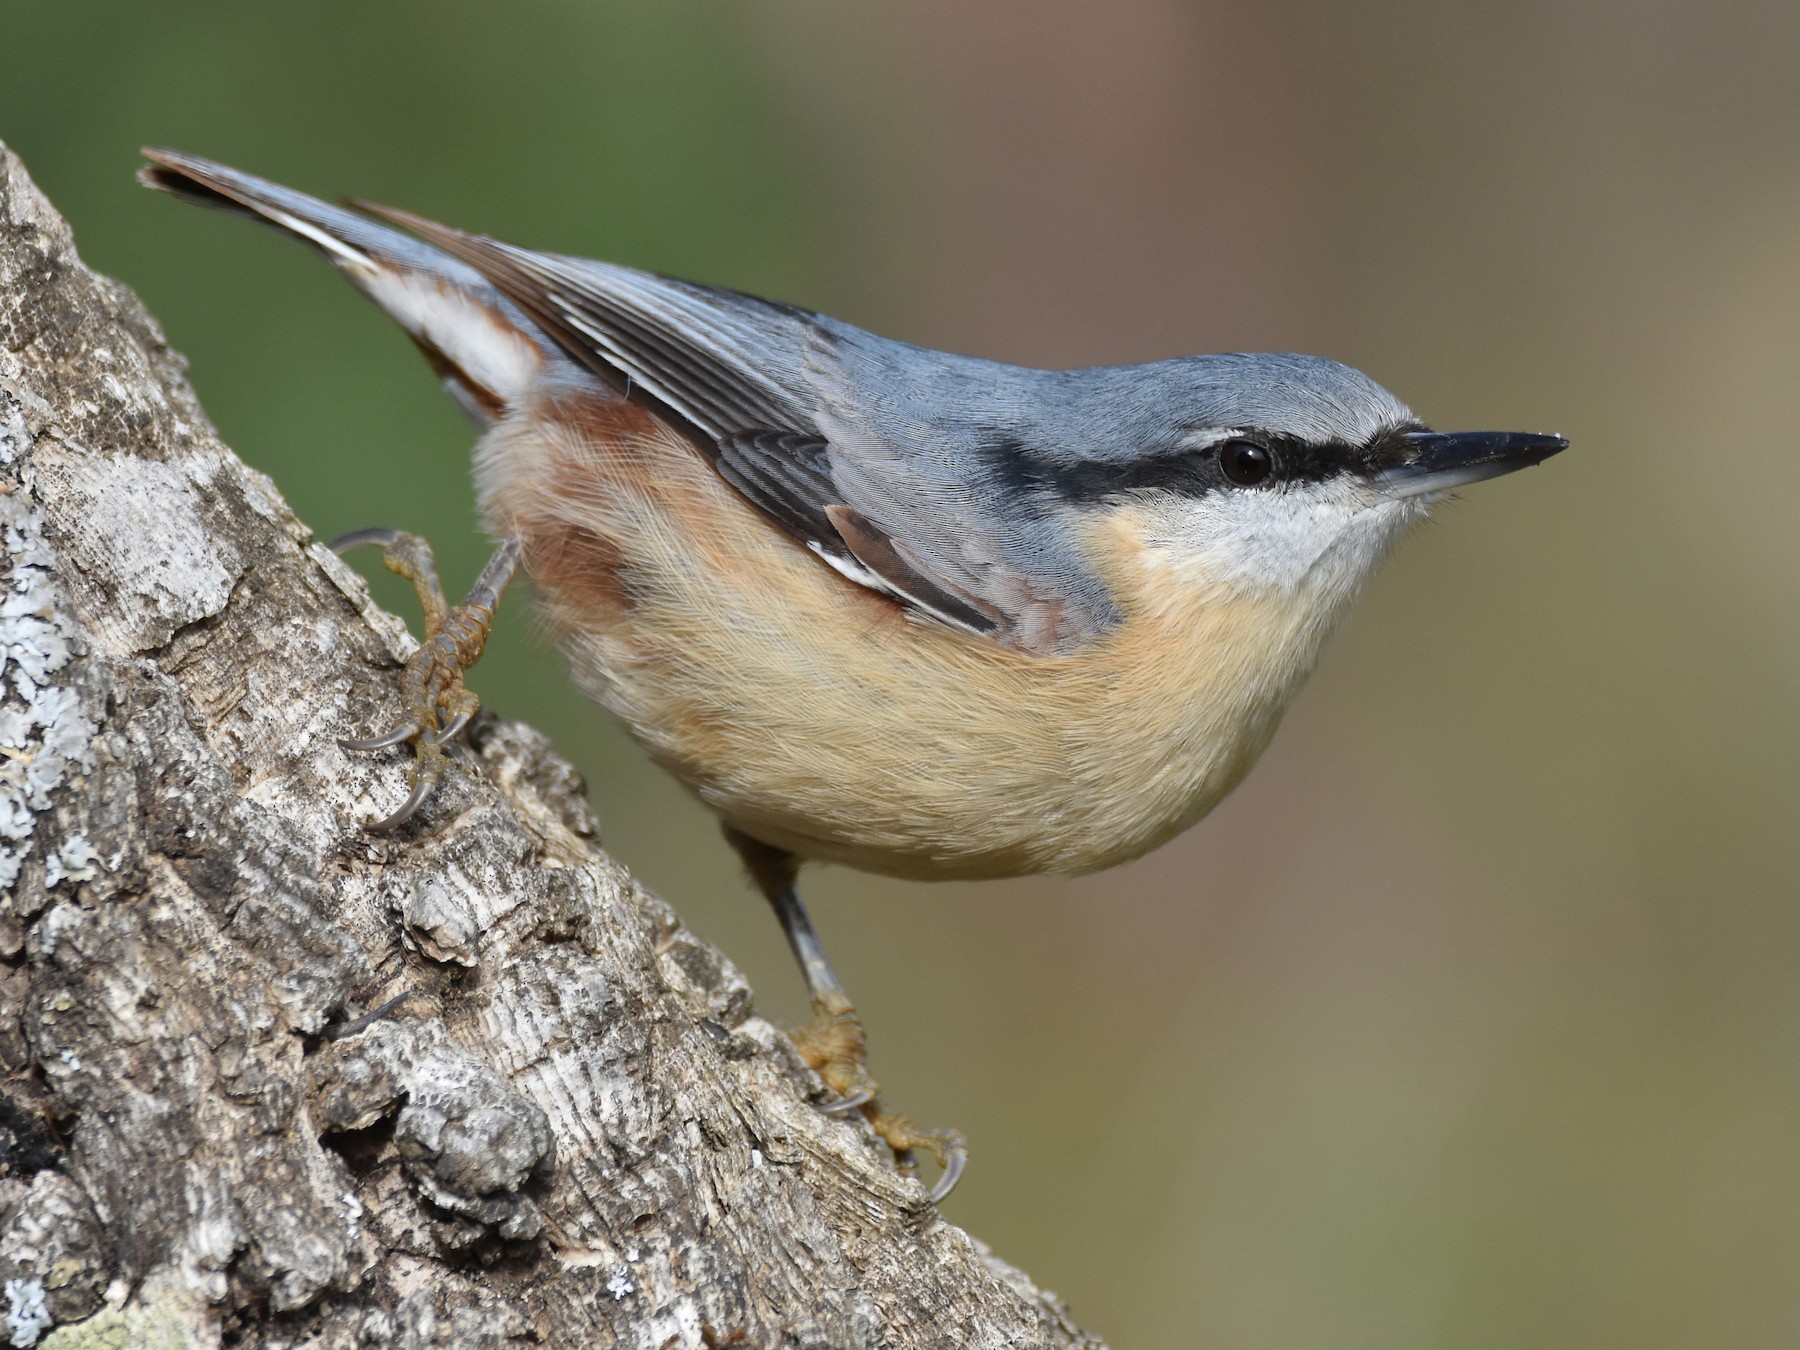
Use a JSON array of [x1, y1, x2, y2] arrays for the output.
[[1130, 479, 1428, 613]]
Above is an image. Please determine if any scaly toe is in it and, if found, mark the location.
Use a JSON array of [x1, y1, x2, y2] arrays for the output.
[[868, 1112, 969, 1204], [331, 533, 516, 836], [787, 998, 968, 1202], [791, 1003, 880, 1107]]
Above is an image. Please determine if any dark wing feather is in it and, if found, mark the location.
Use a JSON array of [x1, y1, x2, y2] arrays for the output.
[[715, 431, 839, 544]]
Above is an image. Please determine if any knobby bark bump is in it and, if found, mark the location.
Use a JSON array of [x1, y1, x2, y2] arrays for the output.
[[0, 143, 1105, 1349]]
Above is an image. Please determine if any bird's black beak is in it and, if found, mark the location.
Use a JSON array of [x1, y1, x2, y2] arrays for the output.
[[1378, 429, 1568, 498]]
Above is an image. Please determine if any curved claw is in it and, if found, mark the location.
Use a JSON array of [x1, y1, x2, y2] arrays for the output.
[[819, 1087, 875, 1116], [928, 1142, 968, 1205], [427, 709, 472, 745], [341, 723, 420, 752], [365, 777, 435, 832], [328, 526, 405, 555]]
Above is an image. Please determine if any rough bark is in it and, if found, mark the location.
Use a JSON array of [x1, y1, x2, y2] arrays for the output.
[[0, 143, 1105, 1349]]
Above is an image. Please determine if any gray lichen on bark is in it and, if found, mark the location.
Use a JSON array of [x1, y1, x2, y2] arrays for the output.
[[0, 143, 1107, 1349]]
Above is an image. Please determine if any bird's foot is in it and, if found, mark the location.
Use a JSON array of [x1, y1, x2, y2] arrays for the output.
[[790, 993, 968, 1203], [332, 529, 520, 831], [869, 1109, 968, 1206], [790, 992, 878, 1105]]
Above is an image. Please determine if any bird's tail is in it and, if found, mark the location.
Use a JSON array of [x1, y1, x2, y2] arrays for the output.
[[139, 149, 547, 424]]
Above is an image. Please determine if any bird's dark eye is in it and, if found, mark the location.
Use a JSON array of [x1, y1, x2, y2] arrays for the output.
[[1218, 438, 1273, 486]]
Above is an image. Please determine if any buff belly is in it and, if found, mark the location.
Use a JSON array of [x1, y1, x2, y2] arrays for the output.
[[475, 384, 1332, 880]]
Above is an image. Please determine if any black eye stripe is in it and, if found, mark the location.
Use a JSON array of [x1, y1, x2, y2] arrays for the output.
[[978, 425, 1423, 505]]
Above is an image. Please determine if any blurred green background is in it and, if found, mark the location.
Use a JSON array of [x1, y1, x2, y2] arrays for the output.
[[8, 2, 1800, 1345]]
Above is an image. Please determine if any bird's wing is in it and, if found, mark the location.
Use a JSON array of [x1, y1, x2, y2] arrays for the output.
[[355, 205, 1116, 652]]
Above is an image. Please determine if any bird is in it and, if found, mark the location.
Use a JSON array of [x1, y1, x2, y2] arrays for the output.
[[139, 148, 1566, 1203]]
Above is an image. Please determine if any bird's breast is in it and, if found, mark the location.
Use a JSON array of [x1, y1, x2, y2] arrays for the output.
[[476, 385, 1336, 880]]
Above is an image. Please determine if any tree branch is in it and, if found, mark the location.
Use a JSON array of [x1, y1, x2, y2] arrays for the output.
[[0, 142, 1104, 1349]]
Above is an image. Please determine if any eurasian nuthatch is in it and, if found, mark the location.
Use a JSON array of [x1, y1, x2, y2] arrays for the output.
[[141, 149, 1566, 1201]]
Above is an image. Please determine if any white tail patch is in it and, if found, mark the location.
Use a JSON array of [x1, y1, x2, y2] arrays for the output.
[[256, 204, 372, 269], [357, 268, 543, 414]]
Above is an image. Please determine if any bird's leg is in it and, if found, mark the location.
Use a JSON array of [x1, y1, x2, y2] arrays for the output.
[[724, 827, 967, 1202], [332, 529, 521, 830]]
